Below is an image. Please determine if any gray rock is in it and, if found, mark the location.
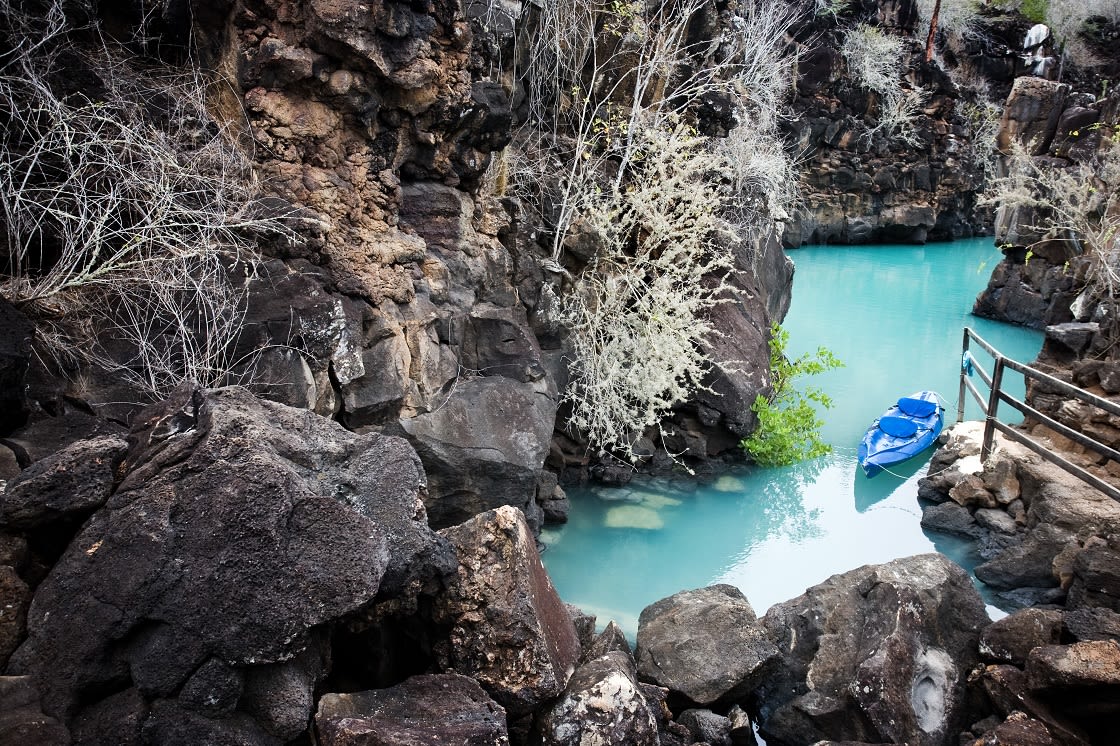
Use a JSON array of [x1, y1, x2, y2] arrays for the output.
[[1045, 322, 1099, 358], [975, 523, 1073, 590], [1063, 606, 1120, 642], [582, 620, 632, 663], [400, 376, 556, 529], [1067, 540, 1120, 612], [678, 708, 732, 746], [315, 674, 509, 746], [974, 508, 1020, 535], [979, 608, 1063, 666], [434, 505, 581, 715], [0, 435, 127, 530], [635, 584, 779, 707], [755, 554, 989, 746], [535, 651, 659, 746], [921, 501, 984, 539]]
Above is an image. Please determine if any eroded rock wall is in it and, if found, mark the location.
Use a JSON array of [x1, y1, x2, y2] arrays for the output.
[[783, 0, 995, 246]]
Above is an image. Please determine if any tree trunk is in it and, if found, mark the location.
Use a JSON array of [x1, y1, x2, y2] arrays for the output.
[[924, 0, 942, 62]]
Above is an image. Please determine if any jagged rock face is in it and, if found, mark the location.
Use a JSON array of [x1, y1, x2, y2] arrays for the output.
[[753, 554, 990, 746], [533, 650, 660, 746], [314, 674, 510, 746], [433, 505, 581, 716], [399, 376, 556, 529], [231, 0, 492, 304], [974, 81, 1120, 331], [6, 387, 453, 740], [783, 4, 989, 246]]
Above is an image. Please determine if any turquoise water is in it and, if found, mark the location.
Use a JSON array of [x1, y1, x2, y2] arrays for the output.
[[540, 238, 1044, 638]]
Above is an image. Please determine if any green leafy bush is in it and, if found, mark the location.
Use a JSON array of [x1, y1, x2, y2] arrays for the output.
[[742, 326, 843, 466]]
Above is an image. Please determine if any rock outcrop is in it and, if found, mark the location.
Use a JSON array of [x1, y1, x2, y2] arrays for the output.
[[315, 674, 510, 746], [635, 584, 779, 708], [433, 505, 581, 716], [973, 83, 1120, 330], [3, 387, 454, 740], [753, 554, 990, 746], [783, 2, 994, 246], [920, 419, 1120, 744]]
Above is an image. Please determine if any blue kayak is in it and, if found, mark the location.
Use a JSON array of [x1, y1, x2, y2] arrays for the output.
[[858, 391, 944, 477]]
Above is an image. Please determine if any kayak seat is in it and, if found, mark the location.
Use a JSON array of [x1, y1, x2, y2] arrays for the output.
[[897, 396, 938, 418], [879, 415, 918, 438]]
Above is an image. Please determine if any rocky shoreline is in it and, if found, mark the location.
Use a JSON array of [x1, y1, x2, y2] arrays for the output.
[[2, 382, 1118, 745]]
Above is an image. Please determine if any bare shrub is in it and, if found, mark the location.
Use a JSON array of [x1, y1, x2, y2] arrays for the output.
[[486, 0, 802, 457], [988, 133, 1120, 329], [0, 0, 290, 399], [559, 125, 738, 455], [840, 23, 925, 145]]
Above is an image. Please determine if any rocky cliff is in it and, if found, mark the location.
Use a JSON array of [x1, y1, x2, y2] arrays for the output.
[[1, 0, 791, 533], [782, 0, 1005, 246]]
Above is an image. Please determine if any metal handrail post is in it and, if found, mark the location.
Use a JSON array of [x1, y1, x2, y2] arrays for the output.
[[982, 355, 1005, 462], [958, 328, 970, 423]]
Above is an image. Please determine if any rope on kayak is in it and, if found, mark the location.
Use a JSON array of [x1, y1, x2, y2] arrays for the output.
[[874, 461, 958, 481]]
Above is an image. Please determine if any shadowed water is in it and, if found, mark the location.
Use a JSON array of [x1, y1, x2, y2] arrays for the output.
[[541, 239, 1044, 638]]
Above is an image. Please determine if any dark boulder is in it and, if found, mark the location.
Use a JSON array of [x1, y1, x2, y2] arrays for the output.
[[754, 554, 989, 746], [921, 501, 985, 539], [7, 386, 451, 738], [979, 608, 1063, 667], [0, 676, 69, 745], [677, 708, 733, 746], [1066, 540, 1120, 612], [0, 435, 127, 530], [434, 505, 581, 716], [315, 674, 509, 746], [635, 584, 779, 707], [1063, 606, 1120, 642]]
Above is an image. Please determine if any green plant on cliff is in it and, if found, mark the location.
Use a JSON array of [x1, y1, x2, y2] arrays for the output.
[[742, 325, 843, 466], [488, 0, 802, 459], [0, 0, 290, 398]]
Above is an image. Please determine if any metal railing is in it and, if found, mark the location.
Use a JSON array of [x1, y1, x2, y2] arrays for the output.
[[959, 327, 1120, 502]]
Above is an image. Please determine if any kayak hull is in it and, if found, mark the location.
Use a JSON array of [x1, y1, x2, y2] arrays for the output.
[[858, 391, 944, 477]]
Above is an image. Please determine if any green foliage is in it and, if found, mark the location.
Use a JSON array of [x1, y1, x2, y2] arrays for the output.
[[1019, 0, 1048, 23], [741, 326, 843, 467]]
